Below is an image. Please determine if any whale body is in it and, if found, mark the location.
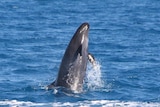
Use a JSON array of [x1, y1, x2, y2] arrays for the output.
[[48, 23, 95, 92]]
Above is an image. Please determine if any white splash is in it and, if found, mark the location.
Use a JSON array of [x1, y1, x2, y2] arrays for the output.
[[86, 61, 104, 90], [0, 100, 160, 107]]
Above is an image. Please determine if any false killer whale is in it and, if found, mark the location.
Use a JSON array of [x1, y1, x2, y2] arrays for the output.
[[48, 22, 95, 92]]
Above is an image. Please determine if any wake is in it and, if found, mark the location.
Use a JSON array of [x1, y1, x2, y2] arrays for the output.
[[0, 100, 159, 107]]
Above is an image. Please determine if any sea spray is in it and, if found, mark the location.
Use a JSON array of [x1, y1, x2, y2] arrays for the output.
[[85, 61, 104, 90]]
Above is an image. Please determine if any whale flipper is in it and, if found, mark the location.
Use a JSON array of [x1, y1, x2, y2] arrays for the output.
[[88, 53, 96, 66], [47, 81, 56, 89]]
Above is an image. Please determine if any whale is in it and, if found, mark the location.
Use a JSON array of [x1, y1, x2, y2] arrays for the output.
[[48, 22, 95, 92]]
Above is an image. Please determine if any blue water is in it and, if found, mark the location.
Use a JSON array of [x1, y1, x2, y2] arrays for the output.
[[0, 0, 160, 106]]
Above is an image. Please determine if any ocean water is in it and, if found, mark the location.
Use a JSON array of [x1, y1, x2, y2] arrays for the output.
[[0, 0, 160, 106]]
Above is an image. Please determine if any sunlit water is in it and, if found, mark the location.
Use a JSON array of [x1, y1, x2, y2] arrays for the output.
[[0, 0, 160, 106]]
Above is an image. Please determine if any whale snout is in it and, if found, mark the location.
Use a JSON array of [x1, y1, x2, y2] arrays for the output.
[[79, 23, 89, 34], [80, 25, 89, 33]]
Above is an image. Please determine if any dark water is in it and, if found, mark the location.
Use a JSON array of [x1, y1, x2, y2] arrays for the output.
[[0, 0, 160, 106]]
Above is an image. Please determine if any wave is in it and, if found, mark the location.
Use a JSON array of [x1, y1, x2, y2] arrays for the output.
[[0, 100, 159, 107]]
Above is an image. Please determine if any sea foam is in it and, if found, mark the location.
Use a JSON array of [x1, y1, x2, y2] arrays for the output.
[[0, 100, 159, 107]]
